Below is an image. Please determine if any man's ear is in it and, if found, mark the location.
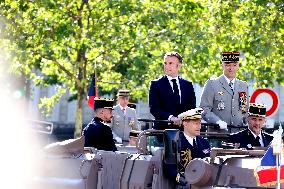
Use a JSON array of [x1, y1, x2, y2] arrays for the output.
[[97, 108, 104, 115], [178, 63, 182, 69]]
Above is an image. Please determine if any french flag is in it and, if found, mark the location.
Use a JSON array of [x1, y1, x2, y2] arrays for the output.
[[87, 74, 97, 109], [255, 146, 284, 186]]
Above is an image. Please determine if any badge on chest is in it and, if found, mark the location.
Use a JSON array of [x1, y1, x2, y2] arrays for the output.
[[217, 91, 225, 110], [239, 92, 248, 113], [217, 100, 225, 110]]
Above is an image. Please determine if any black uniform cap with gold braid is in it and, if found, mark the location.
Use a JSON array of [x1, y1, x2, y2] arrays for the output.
[[117, 89, 130, 97], [94, 97, 114, 110], [127, 102, 137, 109], [221, 52, 240, 63], [248, 103, 266, 117], [129, 130, 141, 138], [178, 108, 204, 121]]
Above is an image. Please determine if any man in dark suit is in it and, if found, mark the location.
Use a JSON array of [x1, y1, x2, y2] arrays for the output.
[[164, 108, 211, 188], [229, 103, 273, 149], [83, 98, 117, 151], [149, 52, 196, 130]]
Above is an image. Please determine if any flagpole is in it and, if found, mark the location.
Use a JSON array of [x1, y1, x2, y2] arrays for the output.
[[276, 123, 282, 189], [94, 61, 98, 97], [276, 154, 280, 189]]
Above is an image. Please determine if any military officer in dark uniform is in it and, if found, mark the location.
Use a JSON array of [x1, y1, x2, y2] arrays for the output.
[[128, 130, 141, 146], [83, 98, 117, 151], [229, 103, 273, 149], [164, 108, 211, 188]]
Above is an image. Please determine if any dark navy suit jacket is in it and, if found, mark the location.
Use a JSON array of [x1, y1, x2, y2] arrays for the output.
[[164, 133, 211, 183], [149, 75, 196, 130], [229, 128, 273, 149], [83, 117, 117, 151]]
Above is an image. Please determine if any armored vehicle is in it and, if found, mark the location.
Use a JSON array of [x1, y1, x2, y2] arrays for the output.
[[29, 126, 276, 189]]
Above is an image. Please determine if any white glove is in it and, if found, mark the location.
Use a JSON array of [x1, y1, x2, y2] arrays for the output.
[[170, 116, 182, 126], [115, 137, 122, 144], [216, 120, 228, 130]]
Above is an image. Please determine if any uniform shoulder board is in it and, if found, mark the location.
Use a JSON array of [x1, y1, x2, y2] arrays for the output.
[[230, 129, 246, 136], [262, 130, 273, 136]]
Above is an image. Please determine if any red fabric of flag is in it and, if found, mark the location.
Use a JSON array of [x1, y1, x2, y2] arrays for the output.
[[255, 146, 284, 186], [256, 165, 284, 185]]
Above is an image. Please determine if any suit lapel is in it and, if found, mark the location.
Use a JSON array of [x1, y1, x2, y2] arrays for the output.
[[115, 105, 124, 117], [218, 75, 233, 96], [246, 129, 255, 145], [162, 75, 175, 97], [233, 79, 240, 101], [178, 77, 184, 102], [234, 79, 240, 93], [262, 132, 268, 146], [125, 107, 132, 117]]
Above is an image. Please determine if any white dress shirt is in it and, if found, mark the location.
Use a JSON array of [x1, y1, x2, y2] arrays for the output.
[[183, 132, 195, 146]]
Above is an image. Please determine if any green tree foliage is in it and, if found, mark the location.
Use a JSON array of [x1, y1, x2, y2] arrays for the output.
[[190, 0, 284, 88], [0, 0, 283, 138]]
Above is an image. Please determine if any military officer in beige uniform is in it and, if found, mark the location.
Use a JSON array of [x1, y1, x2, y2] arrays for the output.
[[110, 89, 140, 144], [200, 52, 249, 132]]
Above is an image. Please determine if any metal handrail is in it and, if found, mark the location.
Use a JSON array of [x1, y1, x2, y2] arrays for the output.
[[138, 118, 245, 128], [135, 129, 163, 154], [137, 118, 275, 131]]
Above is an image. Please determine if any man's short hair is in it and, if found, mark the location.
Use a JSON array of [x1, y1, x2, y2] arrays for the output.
[[94, 108, 103, 114], [164, 52, 183, 64], [127, 102, 137, 109]]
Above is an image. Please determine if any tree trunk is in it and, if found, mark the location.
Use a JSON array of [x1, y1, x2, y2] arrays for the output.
[[74, 0, 88, 138], [74, 91, 84, 138]]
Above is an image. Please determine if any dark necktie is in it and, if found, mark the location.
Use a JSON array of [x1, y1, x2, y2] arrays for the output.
[[254, 136, 261, 147], [229, 81, 234, 91], [171, 79, 180, 104]]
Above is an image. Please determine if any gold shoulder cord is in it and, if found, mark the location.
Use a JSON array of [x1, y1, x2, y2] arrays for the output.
[[176, 173, 180, 183]]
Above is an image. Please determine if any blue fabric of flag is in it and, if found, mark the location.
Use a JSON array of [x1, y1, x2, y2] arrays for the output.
[[87, 75, 96, 109], [260, 146, 276, 166]]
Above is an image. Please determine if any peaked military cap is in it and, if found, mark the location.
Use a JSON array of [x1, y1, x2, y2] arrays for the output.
[[129, 130, 141, 138], [94, 97, 114, 110], [127, 102, 137, 109], [117, 89, 130, 97], [178, 108, 204, 121], [248, 103, 266, 117], [221, 51, 240, 63]]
